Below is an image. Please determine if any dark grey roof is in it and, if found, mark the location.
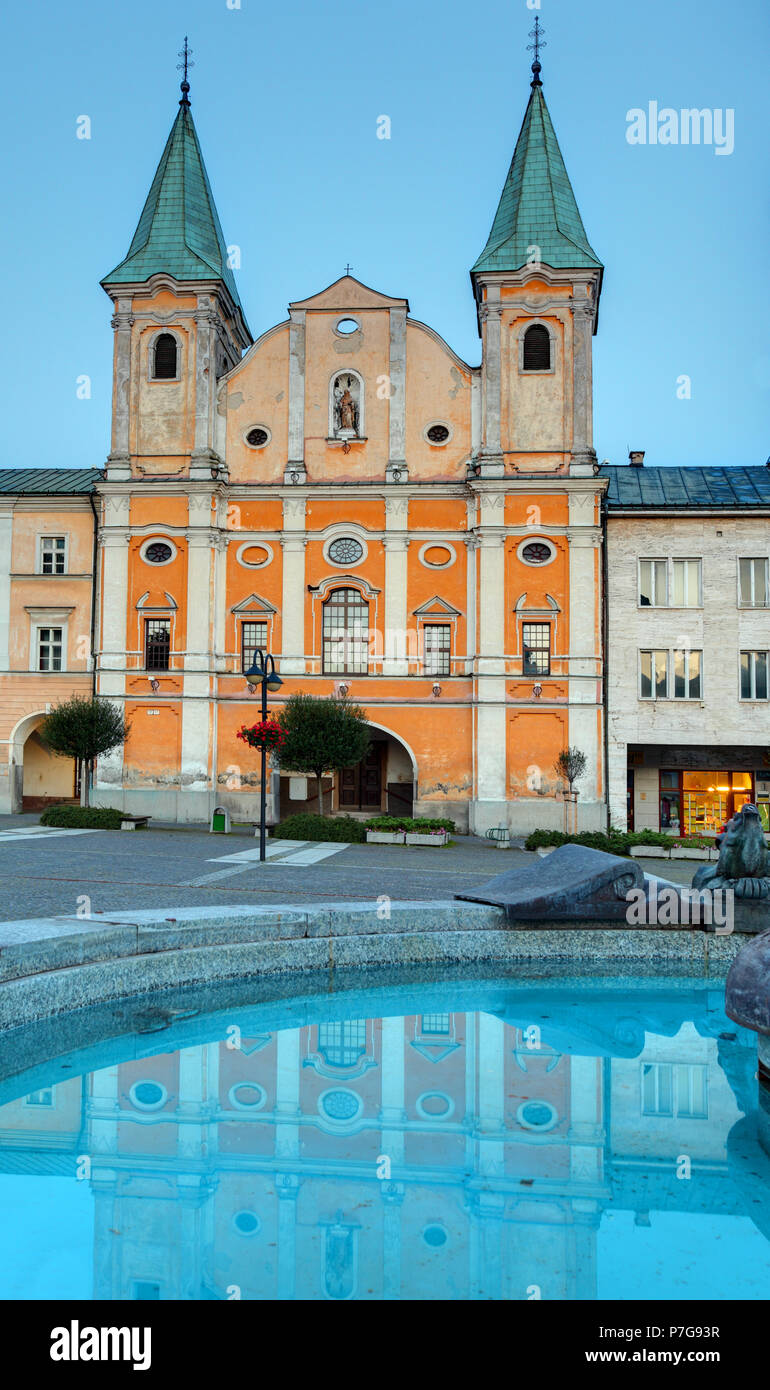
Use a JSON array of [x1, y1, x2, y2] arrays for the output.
[[0, 468, 103, 495], [602, 465, 770, 509]]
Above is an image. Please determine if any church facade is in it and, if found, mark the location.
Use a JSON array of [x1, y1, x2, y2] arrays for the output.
[[88, 60, 606, 832]]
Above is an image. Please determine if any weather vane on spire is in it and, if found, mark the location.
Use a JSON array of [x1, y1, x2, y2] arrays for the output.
[[177, 36, 194, 105], [527, 16, 546, 86]]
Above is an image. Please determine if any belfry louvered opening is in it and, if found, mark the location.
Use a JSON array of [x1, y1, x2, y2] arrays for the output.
[[522, 324, 551, 371]]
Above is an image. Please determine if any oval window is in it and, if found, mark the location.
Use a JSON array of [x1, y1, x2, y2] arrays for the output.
[[426, 424, 450, 444], [335, 318, 360, 335], [422, 1224, 448, 1248], [129, 1080, 167, 1110], [144, 542, 173, 565], [328, 537, 364, 565], [521, 542, 552, 565], [233, 1210, 260, 1236], [423, 546, 452, 567]]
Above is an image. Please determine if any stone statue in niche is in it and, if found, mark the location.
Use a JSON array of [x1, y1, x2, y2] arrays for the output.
[[333, 374, 360, 437]]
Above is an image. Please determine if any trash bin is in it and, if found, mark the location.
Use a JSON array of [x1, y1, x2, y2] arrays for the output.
[[210, 806, 231, 834]]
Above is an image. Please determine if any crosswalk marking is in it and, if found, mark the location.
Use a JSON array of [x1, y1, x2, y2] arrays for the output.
[[269, 842, 349, 866], [184, 837, 350, 886], [0, 827, 102, 843]]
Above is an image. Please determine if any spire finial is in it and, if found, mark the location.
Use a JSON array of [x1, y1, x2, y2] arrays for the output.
[[177, 36, 194, 105], [527, 16, 546, 86]]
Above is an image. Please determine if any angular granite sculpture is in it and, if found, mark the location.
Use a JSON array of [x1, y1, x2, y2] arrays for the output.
[[693, 802, 770, 898], [456, 843, 642, 922]]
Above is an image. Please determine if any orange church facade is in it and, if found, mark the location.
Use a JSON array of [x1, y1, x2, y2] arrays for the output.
[[1, 62, 609, 833]]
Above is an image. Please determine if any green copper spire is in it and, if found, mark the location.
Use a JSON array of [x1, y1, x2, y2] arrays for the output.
[[101, 91, 247, 322], [472, 79, 601, 275]]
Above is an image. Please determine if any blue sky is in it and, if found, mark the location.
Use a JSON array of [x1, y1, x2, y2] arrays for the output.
[[0, 0, 766, 472]]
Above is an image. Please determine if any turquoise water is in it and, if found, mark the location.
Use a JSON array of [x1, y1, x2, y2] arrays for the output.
[[0, 967, 768, 1301]]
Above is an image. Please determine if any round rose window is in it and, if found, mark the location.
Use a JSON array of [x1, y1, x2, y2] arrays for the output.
[[328, 537, 364, 565], [245, 426, 269, 448], [144, 542, 173, 565], [521, 542, 552, 564], [426, 424, 450, 444]]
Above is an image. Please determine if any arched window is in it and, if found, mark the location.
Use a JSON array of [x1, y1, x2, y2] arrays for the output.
[[152, 333, 178, 380], [522, 324, 551, 372], [322, 588, 369, 674]]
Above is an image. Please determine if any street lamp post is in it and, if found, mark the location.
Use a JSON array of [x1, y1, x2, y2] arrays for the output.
[[245, 649, 283, 861]]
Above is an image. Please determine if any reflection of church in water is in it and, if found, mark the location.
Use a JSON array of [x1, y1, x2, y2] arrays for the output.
[[0, 993, 764, 1300]]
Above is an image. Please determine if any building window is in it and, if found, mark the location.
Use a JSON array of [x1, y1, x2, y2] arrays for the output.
[[740, 650, 769, 700], [522, 622, 550, 676], [38, 627, 63, 671], [317, 1020, 367, 1069], [423, 624, 451, 676], [241, 620, 268, 674], [522, 323, 551, 371], [642, 1062, 708, 1119], [40, 536, 66, 575], [151, 333, 178, 380], [23, 1087, 55, 1108], [671, 559, 701, 607], [673, 648, 702, 699], [639, 649, 668, 698], [328, 537, 364, 566], [639, 558, 701, 607], [145, 619, 170, 670], [739, 557, 769, 607], [322, 588, 369, 674], [640, 649, 701, 700], [421, 1014, 450, 1035]]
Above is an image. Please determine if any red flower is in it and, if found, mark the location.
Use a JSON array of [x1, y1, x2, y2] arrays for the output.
[[237, 719, 286, 751]]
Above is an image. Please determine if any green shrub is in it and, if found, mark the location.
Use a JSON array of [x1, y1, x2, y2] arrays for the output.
[[523, 825, 689, 856], [272, 813, 367, 843], [364, 815, 456, 833], [39, 804, 125, 829]]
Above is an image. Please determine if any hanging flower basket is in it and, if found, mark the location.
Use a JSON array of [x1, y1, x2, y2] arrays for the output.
[[237, 719, 286, 753]]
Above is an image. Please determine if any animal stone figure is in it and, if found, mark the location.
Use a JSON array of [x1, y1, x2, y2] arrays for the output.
[[692, 803, 770, 899]]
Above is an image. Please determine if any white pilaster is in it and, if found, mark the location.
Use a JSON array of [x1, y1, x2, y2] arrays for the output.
[[95, 497, 130, 792], [383, 496, 410, 676], [287, 310, 306, 470], [107, 299, 133, 479], [280, 498, 307, 674], [0, 508, 13, 671], [388, 308, 407, 468]]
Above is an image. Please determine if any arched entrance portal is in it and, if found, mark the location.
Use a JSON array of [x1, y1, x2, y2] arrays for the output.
[[7, 711, 79, 814], [336, 724, 416, 817], [277, 723, 417, 820]]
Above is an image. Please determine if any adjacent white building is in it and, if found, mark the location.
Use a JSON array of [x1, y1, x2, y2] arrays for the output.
[[604, 459, 770, 834]]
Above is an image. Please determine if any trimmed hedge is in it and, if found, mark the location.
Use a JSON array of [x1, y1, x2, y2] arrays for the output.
[[272, 813, 368, 843], [524, 826, 714, 854], [39, 804, 125, 830], [364, 815, 456, 834]]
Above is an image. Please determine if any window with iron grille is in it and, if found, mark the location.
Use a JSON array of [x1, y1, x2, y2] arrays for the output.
[[38, 627, 63, 671], [522, 324, 551, 371], [145, 619, 171, 671], [40, 536, 66, 575], [241, 620, 268, 674], [322, 588, 369, 674], [740, 650, 769, 700], [317, 1020, 367, 1068], [423, 624, 451, 676], [522, 623, 550, 676], [152, 333, 178, 380]]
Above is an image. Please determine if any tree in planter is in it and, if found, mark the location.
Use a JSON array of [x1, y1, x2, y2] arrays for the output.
[[276, 693, 370, 817], [39, 697, 129, 808], [553, 746, 587, 835]]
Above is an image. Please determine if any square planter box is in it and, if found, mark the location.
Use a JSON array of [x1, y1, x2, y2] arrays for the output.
[[366, 831, 405, 844], [405, 831, 448, 846], [671, 846, 712, 860], [630, 845, 671, 859]]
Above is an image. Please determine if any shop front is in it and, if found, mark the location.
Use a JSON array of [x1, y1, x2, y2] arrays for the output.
[[628, 746, 770, 837]]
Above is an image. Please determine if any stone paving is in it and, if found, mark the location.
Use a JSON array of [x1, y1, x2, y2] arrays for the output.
[[0, 815, 698, 922]]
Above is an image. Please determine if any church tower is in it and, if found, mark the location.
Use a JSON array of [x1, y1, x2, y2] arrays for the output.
[[471, 21, 602, 479], [100, 49, 252, 483]]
